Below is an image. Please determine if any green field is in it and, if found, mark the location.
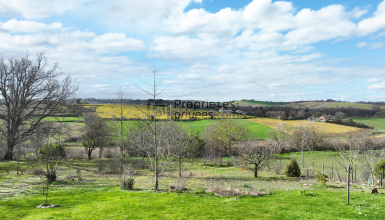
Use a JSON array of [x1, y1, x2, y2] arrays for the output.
[[235, 100, 288, 106], [181, 119, 274, 139], [353, 117, 385, 130], [2, 151, 385, 219], [45, 116, 83, 122], [328, 103, 372, 110], [1, 187, 384, 219]]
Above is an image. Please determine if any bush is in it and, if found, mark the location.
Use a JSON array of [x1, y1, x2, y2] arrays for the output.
[[374, 159, 385, 177], [285, 158, 301, 177], [120, 171, 135, 190], [315, 173, 329, 184], [39, 143, 66, 159]]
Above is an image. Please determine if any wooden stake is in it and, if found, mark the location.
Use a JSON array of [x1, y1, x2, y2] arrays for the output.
[[347, 166, 350, 204]]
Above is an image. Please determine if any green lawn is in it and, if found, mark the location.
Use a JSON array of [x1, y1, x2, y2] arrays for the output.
[[328, 103, 372, 110], [45, 116, 83, 122], [181, 119, 274, 139], [2, 151, 385, 219], [353, 117, 385, 130], [235, 100, 288, 106], [1, 187, 384, 219]]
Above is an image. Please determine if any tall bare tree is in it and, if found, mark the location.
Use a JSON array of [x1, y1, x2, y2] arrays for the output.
[[358, 134, 385, 187], [266, 122, 289, 152], [130, 68, 171, 191], [291, 121, 323, 168], [0, 52, 77, 160]]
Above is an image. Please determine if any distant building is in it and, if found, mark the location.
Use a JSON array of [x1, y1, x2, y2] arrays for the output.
[[318, 115, 334, 122], [219, 108, 232, 113]]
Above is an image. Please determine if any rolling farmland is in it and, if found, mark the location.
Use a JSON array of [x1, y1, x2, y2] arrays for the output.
[[247, 118, 367, 137]]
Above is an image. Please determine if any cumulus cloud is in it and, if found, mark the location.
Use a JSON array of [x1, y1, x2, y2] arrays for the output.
[[368, 78, 381, 82], [368, 81, 385, 90], [0, 0, 385, 100], [356, 41, 384, 50], [356, 1, 385, 36], [0, 19, 63, 33], [0, 0, 94, 19]]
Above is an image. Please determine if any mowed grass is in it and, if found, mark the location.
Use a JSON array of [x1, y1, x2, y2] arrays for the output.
[[1, 187, 385, 219], [2, 151, 385, 219], [353, 117, 385, 130], [181, 119, 274, 139], [328, 102, 372, 110], [247, 118, 364, 136]]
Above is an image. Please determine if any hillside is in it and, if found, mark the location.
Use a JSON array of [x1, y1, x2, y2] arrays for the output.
[[235, 100, 289, 106]]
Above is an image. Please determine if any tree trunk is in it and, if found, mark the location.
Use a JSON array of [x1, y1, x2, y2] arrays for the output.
[[302, 148, 305, 168], [46, 173, 56, 183], [254, 164, 258, 178], [4, 143, 14, 160], [87, 151, 92, 160], [99, 148, 103, 158], [4, 151, 13, 160], [179, 156, 182, 178]]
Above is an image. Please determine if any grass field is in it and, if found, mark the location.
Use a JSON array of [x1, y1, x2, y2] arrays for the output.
[[2, 150, 385, 219], [235, 100, 288, 106], [1, 187, 384, 219], [247, 118, 365, 136], [328, 103, 373, 110], [353, 117, 385, 131], [181, 119, 274, 139]]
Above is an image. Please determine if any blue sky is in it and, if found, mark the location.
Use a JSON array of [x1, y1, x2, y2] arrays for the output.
[[0, 0, 385, 102]]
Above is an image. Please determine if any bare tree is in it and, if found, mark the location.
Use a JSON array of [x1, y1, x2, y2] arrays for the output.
[[358, 135, 385, 188], [108, 89, 132, 174], [238, 140, 280, 177], [203, 118, 249, 165], [82, 113, 111, 160], [170, 122, 204, 177], [130, 68, 171, 191], [291, 121, 323, 168], [333, 136, 360, 177], [266, 122, 289, 152], [26, 121, 70, 183], [0, 52, 77, 160]]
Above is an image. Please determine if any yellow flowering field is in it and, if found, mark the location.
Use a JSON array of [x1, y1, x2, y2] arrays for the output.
[[92, 104, 249, 120], [247, 118, 364, 135]]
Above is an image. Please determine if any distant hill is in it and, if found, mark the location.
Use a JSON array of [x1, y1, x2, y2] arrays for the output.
[[235, 100, 289, 106], [293, 101, 373, 110]]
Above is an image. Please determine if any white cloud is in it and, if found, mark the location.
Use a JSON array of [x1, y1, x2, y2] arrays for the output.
[[368, 78, 381, 82], [0, 31, 145, 54], [356, 1, 385, 36], [0, 0, 94, 19], [0, 19, 63, 33], [356, 41, 384, 50], [368, 81, 385, 90]]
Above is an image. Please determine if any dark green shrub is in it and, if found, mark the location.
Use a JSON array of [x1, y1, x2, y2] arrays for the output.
[[39, 143, 66, 159], [374, 159, 385, 177], [315, 173, 329, 184], [120, 171, 135, 190], [285, 158, 301, 177], [121, 177, 135, 190]]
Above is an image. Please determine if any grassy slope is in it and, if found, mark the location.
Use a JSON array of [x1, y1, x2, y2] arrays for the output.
[[1, 187, 384, 219], [235, 100, 288, 106], [328, 103, 372, 110], [181, 119, 274, 139], [353, 117, 385, 130]]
